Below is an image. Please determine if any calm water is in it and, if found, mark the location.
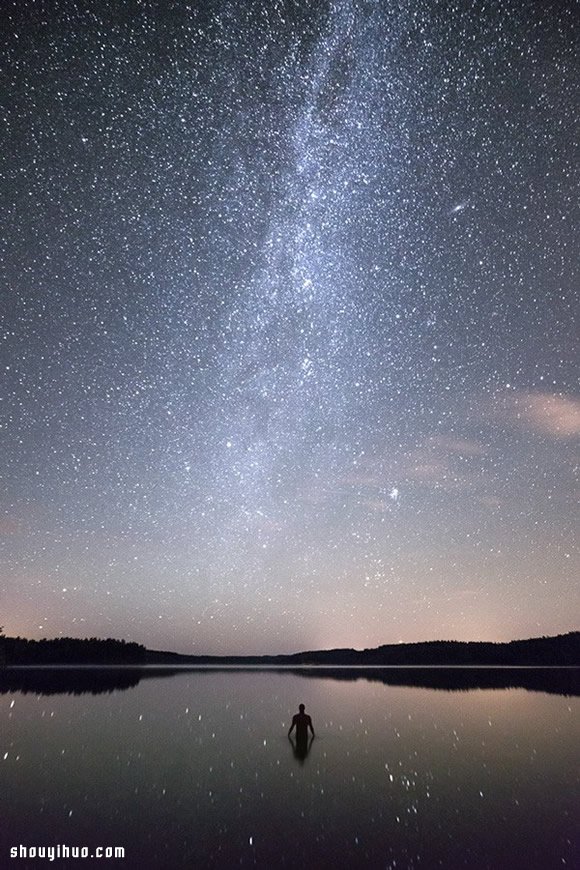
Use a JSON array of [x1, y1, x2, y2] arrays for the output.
[[1, 668, 579, 869]]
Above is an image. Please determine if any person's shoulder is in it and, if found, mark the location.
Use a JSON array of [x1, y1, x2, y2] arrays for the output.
[[306, 714, 312, 723]]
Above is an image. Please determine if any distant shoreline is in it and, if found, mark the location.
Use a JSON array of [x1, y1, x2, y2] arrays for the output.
[[4, 662, 580, 673], [1, 631, 578, 667]]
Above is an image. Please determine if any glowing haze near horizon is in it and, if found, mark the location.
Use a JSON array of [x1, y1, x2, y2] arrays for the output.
[[1, 0, 578, 654]]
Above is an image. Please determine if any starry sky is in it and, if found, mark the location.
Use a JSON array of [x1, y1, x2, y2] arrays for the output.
[[1, 0, 578, 654]]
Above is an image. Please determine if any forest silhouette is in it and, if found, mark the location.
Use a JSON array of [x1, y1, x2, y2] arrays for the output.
[[0, 629, 578, 668]]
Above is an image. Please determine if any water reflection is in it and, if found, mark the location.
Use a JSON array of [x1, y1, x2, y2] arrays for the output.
[[0, 666, 143, 695], [289, 665, 580, 697], [1, 670, 578, 868], [1, 665, 578, 697], [288, 733, 315, 764]]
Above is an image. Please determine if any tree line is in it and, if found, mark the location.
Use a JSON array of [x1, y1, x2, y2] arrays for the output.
[[0, 635, 146, 665]]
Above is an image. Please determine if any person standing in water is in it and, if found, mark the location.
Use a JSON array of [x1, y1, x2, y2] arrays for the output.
[[288, 703, 315, 740]]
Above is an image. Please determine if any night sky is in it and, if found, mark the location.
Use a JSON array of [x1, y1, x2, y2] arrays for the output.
[[2, 0, 578, 654]]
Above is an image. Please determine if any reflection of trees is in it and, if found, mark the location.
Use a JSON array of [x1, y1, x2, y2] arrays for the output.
[[0, 666, 184, 697], [0, 663, 577, 698], [0, 667, 144, 696], [285, 666, 580, 697]]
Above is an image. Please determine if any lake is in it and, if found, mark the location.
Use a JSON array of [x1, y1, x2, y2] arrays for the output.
[[1, 667, 579, 868]]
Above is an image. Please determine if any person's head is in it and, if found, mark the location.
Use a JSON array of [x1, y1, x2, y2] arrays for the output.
[[299, 703, 305, 712]]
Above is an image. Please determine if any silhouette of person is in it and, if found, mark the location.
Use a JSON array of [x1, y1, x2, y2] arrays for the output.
[[288, 703, 315, 740], [288, 704, 315, 763]]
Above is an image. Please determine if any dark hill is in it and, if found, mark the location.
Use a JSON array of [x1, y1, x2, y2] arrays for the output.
[[146, 631, 580, 666], [1, 631, 578, 667]]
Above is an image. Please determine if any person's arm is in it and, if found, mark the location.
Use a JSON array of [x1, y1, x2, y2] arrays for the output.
[[309, 717, 315, 737], [288, 717, 295, 737]]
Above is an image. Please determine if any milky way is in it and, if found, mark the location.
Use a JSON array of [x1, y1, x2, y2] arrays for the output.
[[2, 0, 578, 652]]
